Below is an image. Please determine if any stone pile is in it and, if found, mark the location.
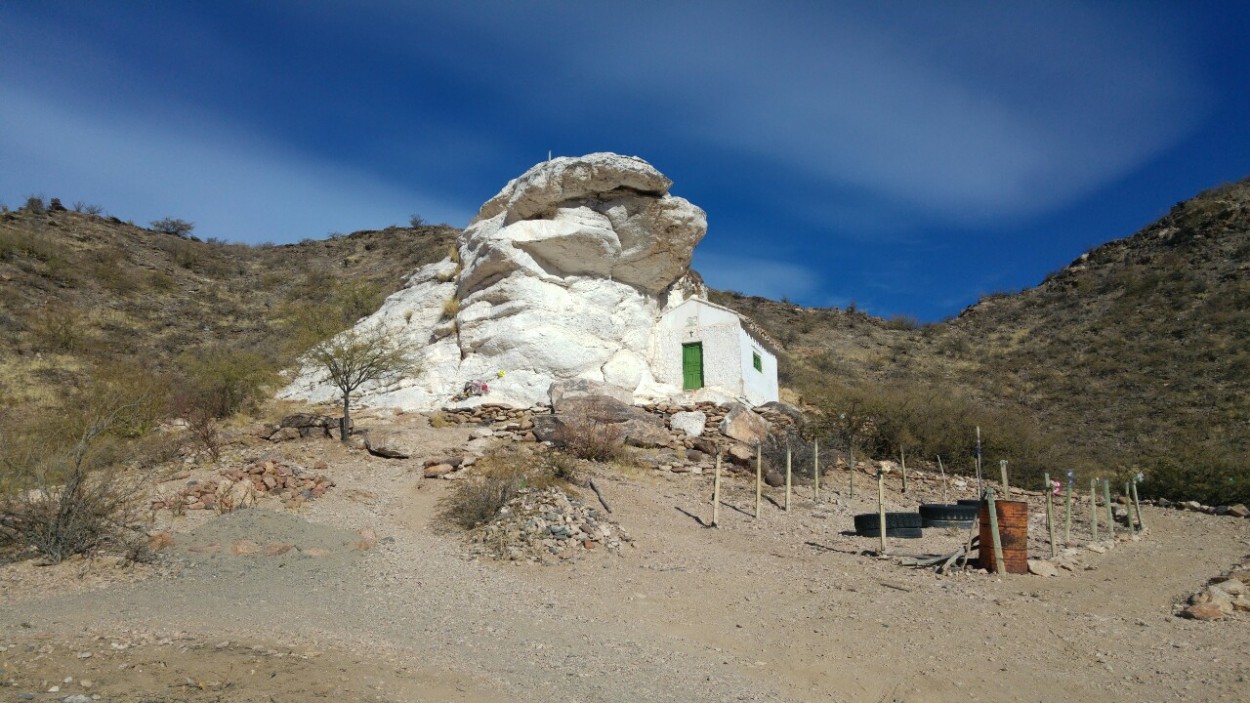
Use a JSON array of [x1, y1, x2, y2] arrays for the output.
[[257, 414, 338, 442], [150, 458, 335, 512], [1147, 498, 1249, 520], [438, 404, 543, 425], [1178, 555, 1250, 620], [469, 487, 632, 563]]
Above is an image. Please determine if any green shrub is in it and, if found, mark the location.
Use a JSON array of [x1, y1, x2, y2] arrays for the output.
[[178, 346, 276, 418], [150, 217, 194, 238]]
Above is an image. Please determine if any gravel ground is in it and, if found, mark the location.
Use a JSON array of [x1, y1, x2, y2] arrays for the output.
[[3, 416, 1249, 702]]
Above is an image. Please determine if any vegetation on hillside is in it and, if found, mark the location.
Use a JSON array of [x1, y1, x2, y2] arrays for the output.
[[3, 179, 1248, 507]]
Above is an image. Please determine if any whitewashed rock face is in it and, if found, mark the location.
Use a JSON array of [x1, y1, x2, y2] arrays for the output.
[[281, 153, 707, 410]]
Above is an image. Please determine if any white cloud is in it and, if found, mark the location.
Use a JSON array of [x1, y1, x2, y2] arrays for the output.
[[0, 85, 473, 242], [425, 2, 1207, 225], [693, 251, 820, 301]]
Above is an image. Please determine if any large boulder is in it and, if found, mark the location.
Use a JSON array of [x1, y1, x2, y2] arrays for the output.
[[718, 403, 771, 445], [281, 153, 707, 410], [669, 411, 707, 438], [555, 395, 670, 449]]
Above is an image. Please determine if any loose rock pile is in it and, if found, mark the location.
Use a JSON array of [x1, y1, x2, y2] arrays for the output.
[[469, 487, 632, 563], [150, 458, 335, 512], [438, 405, 542, 425], [1178, 555, 1250, 620], [1148, 498, 1249, 520]]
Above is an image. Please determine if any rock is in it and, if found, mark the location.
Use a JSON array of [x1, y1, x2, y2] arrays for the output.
[[727, 443, 755, 465], [267, 427, 301, 442], [1180, 603, 1225, 621], [230, 540, 260, 556], [1197, 586, 1236, 614], [1087, 543, 1108, 554], [469, 427, 495, 439], [1211, 578, 1246, 597], [1182, 500, 1203, 512], [669, 410, 707, 437], [554, 395, 669, 448], [686, 449, 708, 463], [364, 429, 419, 459], [718, 403, 770, 444], [764, 469, 785, 488], [756, 400, 805, 424], [262, 543, 294, 557], [550, 379, 633, 408], [424, 463, 456, 478], [280, 153, 708, 410], [1228, 503, 1249, 518], [690, 436, 718, 455], [1028, 560, 1059, 577], [147, 532, 175, 551]]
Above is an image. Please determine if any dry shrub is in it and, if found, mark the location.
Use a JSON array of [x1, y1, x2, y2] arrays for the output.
[[437, 447, 578, 530], [0, 409, 151, 564], [552, 417, 625, 462], [187, 407, 220, 463]]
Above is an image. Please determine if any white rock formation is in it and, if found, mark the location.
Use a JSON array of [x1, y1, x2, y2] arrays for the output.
[[282, 153, 708, 410]]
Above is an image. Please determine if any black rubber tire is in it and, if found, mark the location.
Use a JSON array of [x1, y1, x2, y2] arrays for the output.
[[921, 518, 975, 529], [956, 499, 983, 506], [854, 512, 922, 534], [856, 526, 924, 539], [919, 503, 979, 521]]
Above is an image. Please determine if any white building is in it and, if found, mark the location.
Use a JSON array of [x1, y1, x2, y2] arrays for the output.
[[652, 298, 779, 406]]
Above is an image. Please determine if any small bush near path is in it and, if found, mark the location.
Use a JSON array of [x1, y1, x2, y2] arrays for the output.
[[552, 417, 624, 462]]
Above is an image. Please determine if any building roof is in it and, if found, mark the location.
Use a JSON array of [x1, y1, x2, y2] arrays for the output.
[[663, 297, 781, 356]]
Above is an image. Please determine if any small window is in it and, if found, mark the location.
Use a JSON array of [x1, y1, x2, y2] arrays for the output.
[[752, 351, 762, 372]]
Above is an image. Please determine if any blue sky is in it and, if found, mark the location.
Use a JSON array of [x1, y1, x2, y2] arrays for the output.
[[3, 1, 1248, 321]]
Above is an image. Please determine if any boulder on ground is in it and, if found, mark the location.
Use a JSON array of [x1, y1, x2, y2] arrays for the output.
[[718, 403, 770, 444], [550, 379, 633, 409], [364, 430, 420, 459], [669, 410, 707, 438]]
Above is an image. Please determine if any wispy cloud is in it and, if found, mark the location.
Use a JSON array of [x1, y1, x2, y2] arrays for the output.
[[693, 251, 820, 301], [425, 2, 1208, 226], [0, 85, 473, 242]]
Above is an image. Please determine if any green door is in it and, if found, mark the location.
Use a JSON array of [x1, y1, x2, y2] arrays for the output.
[[682, 342, 704, 390]]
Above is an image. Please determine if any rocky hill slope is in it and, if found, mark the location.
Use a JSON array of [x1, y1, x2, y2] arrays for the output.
[[2, 178, 1247, 503]]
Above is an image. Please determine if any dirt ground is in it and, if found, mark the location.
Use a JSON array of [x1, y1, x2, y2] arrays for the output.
[[3, 411, 1248, 703]]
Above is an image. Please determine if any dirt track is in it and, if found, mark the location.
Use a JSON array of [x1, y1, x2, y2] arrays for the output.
[[3, 424, 1248, 702]]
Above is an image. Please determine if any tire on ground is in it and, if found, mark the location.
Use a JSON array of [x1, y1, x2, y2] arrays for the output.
[[853, 512, 922, 535]]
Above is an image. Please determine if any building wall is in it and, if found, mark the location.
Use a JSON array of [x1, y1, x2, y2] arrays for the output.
[[736, 328, 778, 405], [652, 299, 779, 405]]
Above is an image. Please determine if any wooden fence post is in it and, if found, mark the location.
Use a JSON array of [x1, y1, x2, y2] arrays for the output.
[[712, 453, 721, 528], [986, 488, 1006, 575], [877, 467, 888, 556], [937, 455, 948, 503], [813, 439, 820, 502], [785, 444, 792, 513], [755, 443, 762, 519], [1044, 472, 1057, 558], [1064, 474, 1073, 545], [1090, 479, 1099, 541], [900, 446, 908, 494], [1000, 459, 1009, 495], [1131, 477, 1145, 531], [1103, 479, 1115, 539]]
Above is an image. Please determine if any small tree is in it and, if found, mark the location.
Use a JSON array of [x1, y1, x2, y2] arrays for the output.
[[309, 323, 417, 441], [150, 217, 195, 238]]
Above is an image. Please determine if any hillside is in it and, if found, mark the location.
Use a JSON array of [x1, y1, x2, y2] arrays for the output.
[[0, 201, 457, 410], [722, 178, 1250, 503], [2, 179, 1248, 504]]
